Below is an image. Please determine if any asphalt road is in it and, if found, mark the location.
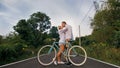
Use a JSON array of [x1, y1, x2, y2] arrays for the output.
[[0, 57, 119, 68]]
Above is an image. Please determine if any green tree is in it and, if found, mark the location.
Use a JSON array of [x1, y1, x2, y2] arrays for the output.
[[0, 35, 3, 44], [74, 35, 95, 45], [91, 0, 120, 47], [42, 26, 59, 45], [49, 26, 59, 39], [14, 12, 51, 47]]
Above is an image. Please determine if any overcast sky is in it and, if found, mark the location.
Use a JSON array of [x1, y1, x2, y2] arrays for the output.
[[0, 0, 102, 38]]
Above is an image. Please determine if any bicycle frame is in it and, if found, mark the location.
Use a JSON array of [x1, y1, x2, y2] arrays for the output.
[[48, 41, 77, 57]]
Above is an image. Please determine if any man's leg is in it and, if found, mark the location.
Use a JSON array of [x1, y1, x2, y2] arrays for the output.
[[65, 39, 72, 65]]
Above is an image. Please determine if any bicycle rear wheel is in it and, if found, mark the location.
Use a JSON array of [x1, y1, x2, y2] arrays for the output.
[[68, 46, 87, 66], [37, 45, 56, 66]]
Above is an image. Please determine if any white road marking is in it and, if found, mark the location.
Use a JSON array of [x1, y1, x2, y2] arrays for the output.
[[0, 57, 36, 68], [87, 57, 120, 68]]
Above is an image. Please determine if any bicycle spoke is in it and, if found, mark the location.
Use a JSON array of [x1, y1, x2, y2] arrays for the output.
[[37, 45, 56, 66], [68, 46, 87, 66]]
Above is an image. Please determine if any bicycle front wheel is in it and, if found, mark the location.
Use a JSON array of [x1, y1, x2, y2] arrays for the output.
[[37, 45, 56, 66], [68, 46, 87, 66]]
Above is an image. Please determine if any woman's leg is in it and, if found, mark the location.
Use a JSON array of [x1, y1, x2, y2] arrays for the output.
[[57, 44, 65, 62]]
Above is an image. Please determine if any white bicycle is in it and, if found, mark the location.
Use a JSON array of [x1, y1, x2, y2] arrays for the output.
[[37, 40, 87, 66]]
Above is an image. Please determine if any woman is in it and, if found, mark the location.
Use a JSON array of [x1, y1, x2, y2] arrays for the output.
[[54, 26, 65, 65]]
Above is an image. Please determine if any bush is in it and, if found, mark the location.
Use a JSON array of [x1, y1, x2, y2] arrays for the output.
[[14, 43, 26, 55], [0, 43, 32, 65], [0, 44, 17, 65], [43, 38, 53, 45], [84, 43, 120, 66]]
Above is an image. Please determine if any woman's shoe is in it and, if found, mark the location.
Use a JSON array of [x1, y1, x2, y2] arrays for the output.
[[54, 61, 57, 65], [58, 61, 65, 64]]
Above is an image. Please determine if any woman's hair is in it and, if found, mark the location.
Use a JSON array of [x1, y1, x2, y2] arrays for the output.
[[58, 26, 62, 29]]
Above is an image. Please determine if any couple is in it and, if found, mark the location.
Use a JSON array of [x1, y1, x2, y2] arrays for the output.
[[54, 21, 73, 65]]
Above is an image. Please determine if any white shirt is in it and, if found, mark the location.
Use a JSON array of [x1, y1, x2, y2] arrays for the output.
[[62, 24, 73, 40], [58, 29, 65, 43]]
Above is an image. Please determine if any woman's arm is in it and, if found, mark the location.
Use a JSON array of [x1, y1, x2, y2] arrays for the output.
[[60, 27, 67, 33]]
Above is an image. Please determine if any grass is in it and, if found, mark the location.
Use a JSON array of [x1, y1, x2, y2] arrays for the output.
[[83, 43, 120, 66]]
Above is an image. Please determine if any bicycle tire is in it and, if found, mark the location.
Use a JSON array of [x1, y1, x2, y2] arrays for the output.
[[37, 45, 56, 66], [68, 46, 87, 66]]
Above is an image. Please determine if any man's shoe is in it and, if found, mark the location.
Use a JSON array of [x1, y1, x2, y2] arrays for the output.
[[65, 61, 72, 65]]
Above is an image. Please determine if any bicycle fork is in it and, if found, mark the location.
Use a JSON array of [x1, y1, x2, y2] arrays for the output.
[[48, 46, 54, 54]]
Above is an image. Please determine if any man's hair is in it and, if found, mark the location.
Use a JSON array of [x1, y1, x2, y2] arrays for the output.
[[62, 21, 66, 24]]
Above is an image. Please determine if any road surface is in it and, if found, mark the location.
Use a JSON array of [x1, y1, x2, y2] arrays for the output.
[[0, 57, 119, 68]]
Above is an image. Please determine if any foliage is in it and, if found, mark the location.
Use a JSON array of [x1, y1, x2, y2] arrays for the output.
[[43, 38, 53, 45], [0, 11, 56, 65], [74, 35, 96, 45], [84, 43, 120, 66], [0, 43, 29, 65], [42, 26, 59, 45], [14, 12, 51, 48], [0, 35, 3, 44], [112, 31, 120, 48], [0, 32, 33, 65], [49, 26, 59, 39], [91, 0, 120, 47]]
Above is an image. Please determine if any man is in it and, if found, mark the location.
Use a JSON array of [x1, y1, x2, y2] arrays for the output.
[[61, 21, 73, 65], [61, 21, 73, 42]]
